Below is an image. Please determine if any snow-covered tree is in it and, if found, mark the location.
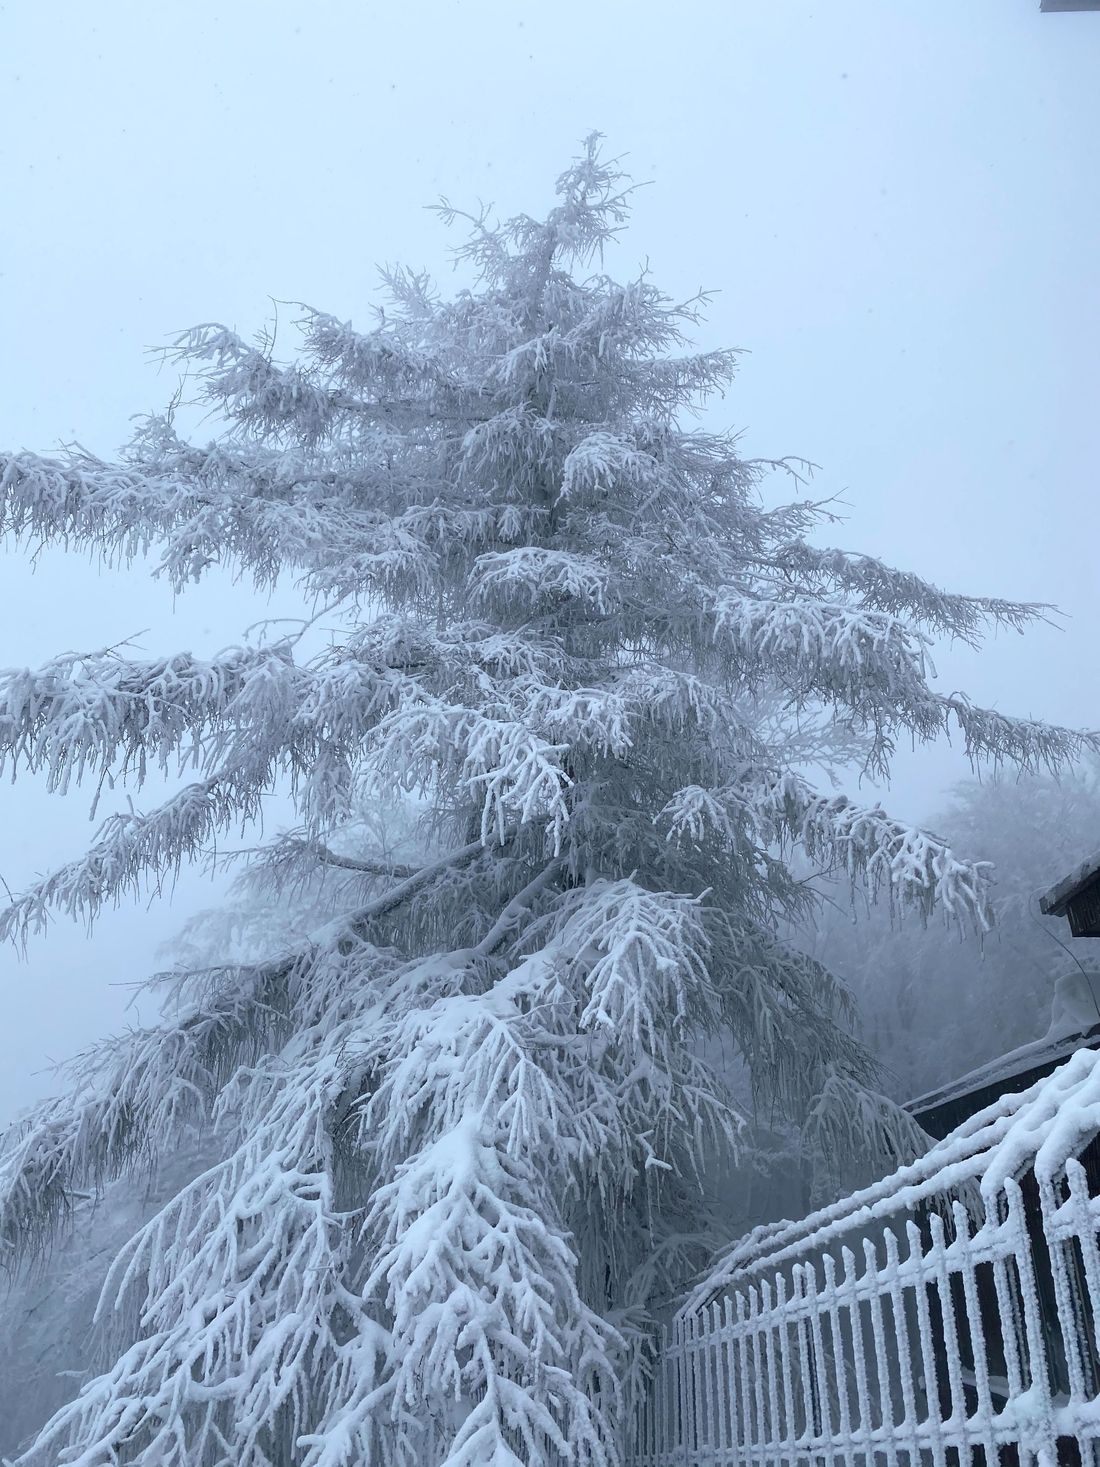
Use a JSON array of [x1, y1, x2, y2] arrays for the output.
[[0, 137, 1095, 1466]]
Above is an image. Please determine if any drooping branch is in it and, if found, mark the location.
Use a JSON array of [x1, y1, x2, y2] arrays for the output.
[[0, 761, 271, 946], [764, 540, 1053, 644], [660, 770, 995, 930]]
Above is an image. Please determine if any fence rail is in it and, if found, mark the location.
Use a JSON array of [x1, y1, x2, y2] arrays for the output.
[[630, 1049, 1100, 1467]]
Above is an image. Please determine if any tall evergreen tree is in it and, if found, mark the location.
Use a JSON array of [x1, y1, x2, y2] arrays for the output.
[[0, 138, 1093, 1465]]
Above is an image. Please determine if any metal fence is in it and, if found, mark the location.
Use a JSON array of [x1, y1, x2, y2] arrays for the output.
[[630, 1048, 1100, 1467]]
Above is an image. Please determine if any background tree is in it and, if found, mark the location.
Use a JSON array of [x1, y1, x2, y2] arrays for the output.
[[803, 765, 1100, 1103], [0, 138, 1094, 1466]]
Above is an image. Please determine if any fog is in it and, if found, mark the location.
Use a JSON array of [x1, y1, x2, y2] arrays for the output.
[[1, 0, 1097, 1127]]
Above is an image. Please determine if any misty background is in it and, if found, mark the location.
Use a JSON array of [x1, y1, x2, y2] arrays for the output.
[[1, 0, 1098, 1128]]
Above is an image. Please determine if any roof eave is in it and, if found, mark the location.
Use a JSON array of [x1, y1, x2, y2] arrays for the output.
[[1039, 850, 1100, 917]]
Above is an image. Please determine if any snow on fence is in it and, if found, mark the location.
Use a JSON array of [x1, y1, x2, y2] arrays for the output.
[[630, 1046, 1100, 1467]]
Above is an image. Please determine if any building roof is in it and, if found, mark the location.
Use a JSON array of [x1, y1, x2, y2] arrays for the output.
[[907, 1021, 1100, 1137], [1039, 848, 1100, 917]]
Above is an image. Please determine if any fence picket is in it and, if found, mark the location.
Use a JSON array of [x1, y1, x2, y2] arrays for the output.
[[1005, 1177, 1056, 1467], [773, 1270, 797, 1467], [950, 1200, 999, 1467], [928, 1210, 970, 1444], [862, 1234, 900, 1467], [839, 1244, 875, 1467]]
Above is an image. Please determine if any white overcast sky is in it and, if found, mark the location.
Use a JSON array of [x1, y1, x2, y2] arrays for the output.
[[0, 0, 1097, 1124]]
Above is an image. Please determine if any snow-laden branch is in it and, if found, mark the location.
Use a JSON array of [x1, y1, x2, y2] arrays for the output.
[[661, 770, 993, 928], [254, 832, 419, 883], [0, 762, 270, 945], [550, 880, 714, 1052], [766, 540, 1051, 644], [709, 592, 1099, 777], [469, 546, 612, 618], [373, 702, 574, 851], [363, 1114, 618, 1467], [0, 644, 293, 792], [0, 445, 437, 599], [22, 1060, 386, 1467], [559, 431, 661, 502], [794, 787, 993, 926], [0, 635, 413, 806], [168, 324, 384, 445], [800, 1064, 930, 1206], [298, 306, 462, 399], [938, 692, 1100, 773], [0, 959, 298, 1269], [343, 835, 491, 933], [0, 643, 437, 944], [711, 593, 934, 718]]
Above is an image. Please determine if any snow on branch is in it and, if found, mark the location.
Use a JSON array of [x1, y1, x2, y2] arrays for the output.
[[458, 404, 558, 490], [0, 959, 296, 1271], [363, 1114, 618, 1467], [0, 644, 295, 793], [0, 448, 180, 569], [710, 593, 1098, 778], [618, 348, 741, 416], [0, 640, 421, 833], [550, 880, 714, 1051], [939, 692, 1100, 773], [554, 277, 709, 370], [373, 702, 573, 850], [0, 442, 349, 594], [167, 325, 362, 445], [801, 1064, 930, 1206], [22, 1060, 384, 1467], [661, 771, 992, 929], [0, 763, 269, 944], [767, 541, 1051, 644], [253, 831, 419, 885], [298, 306, 459, 398], [711, 593, 933, 722], [1, 434, 450, 602], [510, 682, 633, 760], [791, 785, 993, 927], [559, 433, 661, 502], [469, 546, 612, 618]]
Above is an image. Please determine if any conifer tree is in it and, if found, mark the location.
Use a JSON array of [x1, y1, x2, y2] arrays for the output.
[[0, 137, 1093, 1466]]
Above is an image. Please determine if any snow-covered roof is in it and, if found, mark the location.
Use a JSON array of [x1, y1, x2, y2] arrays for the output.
[[907, 968, 1100, 1123], [1039, 847, 1100, 917], [906, 1021, 1100, 1121], [683, 1042, 1100, 1316]]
